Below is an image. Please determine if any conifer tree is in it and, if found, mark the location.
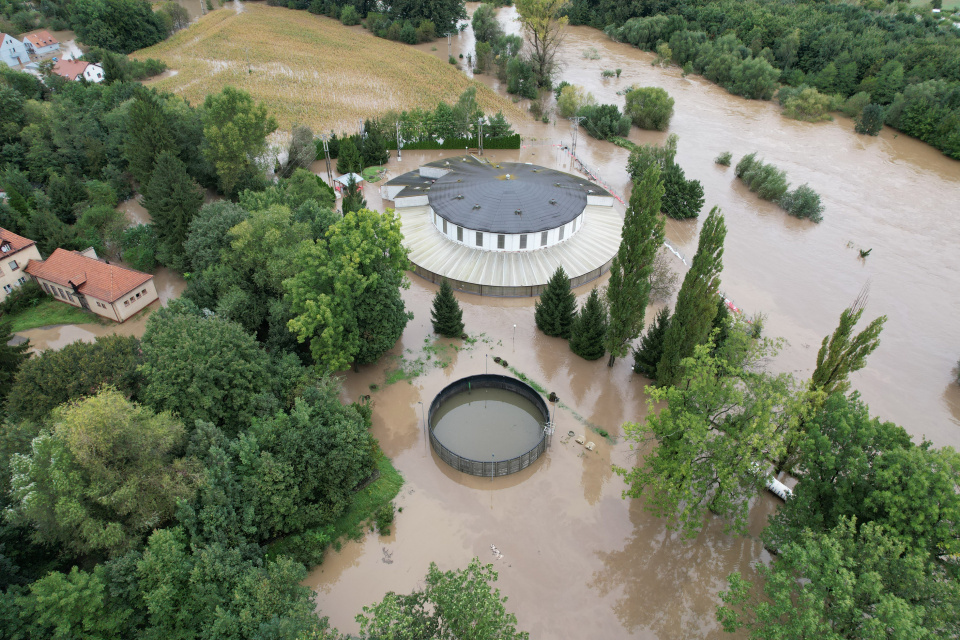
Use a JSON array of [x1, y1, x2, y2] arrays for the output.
[[569, 288, 608, 360], [604, 163, 666, 366], [656, 206, 726, 386], [431, 280, 465, 337], [336, 137, 362, 175], [633, 306, 670, 377], [143, 151, 203, 271], [534, 266, 576, 338], [342, 176, 366, 215]]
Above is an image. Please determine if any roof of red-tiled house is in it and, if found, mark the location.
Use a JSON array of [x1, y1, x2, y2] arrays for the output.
[[0, 227, 37, 255], [51, 59, 89, 80], [23, 30, 59, 48], [25, 248, 153, 303]]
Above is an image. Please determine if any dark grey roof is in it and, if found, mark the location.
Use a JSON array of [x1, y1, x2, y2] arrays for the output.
[[388, 156, 610, 234]]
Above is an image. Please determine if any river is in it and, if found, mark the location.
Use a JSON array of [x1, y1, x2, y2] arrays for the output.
[[305, 5, 960, 637]]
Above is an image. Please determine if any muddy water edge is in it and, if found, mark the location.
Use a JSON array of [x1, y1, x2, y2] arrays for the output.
[[307, 4, 960, 637]]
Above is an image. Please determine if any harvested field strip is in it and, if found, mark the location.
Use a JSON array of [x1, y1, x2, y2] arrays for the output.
[[133, 3, 524, 132]]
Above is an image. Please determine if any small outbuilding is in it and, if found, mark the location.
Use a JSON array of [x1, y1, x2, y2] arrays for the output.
[[0, 33, 29, 67], [25, 248, 158, 322], [22, 30, 59, 56]]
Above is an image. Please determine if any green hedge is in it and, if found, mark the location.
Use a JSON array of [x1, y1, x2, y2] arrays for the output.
[[386, 134, 521, 151]]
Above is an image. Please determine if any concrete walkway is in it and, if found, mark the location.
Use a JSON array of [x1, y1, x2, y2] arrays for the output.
[[396, 205, 624, 294]]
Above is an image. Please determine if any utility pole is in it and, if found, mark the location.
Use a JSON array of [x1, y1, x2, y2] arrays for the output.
[[568, 116, 586, 158], [477, 117, 484, 155], [447, 33, 452, 58], [396, 121, 403, 160], [318, 133, 334, 186]]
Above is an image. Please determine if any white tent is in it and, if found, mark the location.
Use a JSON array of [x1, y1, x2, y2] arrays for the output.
[[335, 173, 364, 186]]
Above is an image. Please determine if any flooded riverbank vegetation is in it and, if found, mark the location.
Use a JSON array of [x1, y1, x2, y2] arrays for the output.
[[586, 0, 960, 158], [735, 152, 824, 222]]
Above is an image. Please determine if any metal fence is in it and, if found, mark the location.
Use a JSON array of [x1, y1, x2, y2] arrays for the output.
[[428, 374, 549, 477]]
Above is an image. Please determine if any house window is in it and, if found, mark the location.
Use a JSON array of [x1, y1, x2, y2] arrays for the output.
[[57, 287, 65, 297], [2, 285, 11, 294], [442, 219, 448, 234], [136, 292, 141, 299], [541, 231, 548, 247], [42, 283, 51, 294], [520, 234, 527, 249], [66, 293, 74, 302], [457, 226, 463, 242], [16, 277, 25, 286], [8, 260, 18, 270], [124, 300, 129, 306], [497, 234, 505, 249], [476, 231, 483, 247], [559, 225, 565, 241], [142, 289, 146, 294], [573, 218, 578, 232]]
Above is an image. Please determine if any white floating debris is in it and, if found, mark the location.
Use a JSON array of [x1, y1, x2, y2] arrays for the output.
[[585, 441, 595, 451], [766, 477, 793, 501], [575, 435, 585, 445]]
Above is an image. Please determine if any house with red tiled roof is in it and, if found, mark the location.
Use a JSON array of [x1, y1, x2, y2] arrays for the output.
[[0, 228, 42, 302], [21, 30, 59, 56], [25, 248, 158, 322], [51, 58, 104, 83]]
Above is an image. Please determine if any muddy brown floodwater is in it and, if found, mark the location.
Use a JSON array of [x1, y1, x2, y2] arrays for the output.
[[308, 5, 960, 637]]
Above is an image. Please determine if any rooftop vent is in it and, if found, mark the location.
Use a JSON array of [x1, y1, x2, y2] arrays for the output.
[[455, 194, 464, 199], [514, 210, 522, 215], [505, 174, 511, 179], [554, 182, 561, 187], [473, 204, 481, 210], [549, 199, 557, 205]]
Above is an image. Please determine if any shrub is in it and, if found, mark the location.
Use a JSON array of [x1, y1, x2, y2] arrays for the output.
[[449, 55, 457, 65], [375, 502, 395, 535], [779, 184, 824, 222], [266, 527, 332, 567], [556, 84, 595, 118], [841, 91, 871, 118], [780, 86, 833, 122], [855, 103, 885, 136], [624, 86, 675, 131], [601, 69, 616, 78], [340, 5, 359, 25], [578, 103, 631, 140], [0, 280, 44, 316], [715, 151, 732, 166]]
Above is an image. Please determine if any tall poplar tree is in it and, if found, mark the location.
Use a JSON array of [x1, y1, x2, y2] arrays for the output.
[[603, 163, 666, 366], [810, 289, 887, 396], [143, 151, 204, 270], [656, 206, 727, 386], [534, 266, 576, 338]]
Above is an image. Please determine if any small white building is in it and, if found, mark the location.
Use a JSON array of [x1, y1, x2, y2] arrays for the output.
[[1, 33, 29, 67], [51, 59, 104, 83], [22, 30, 60, 56]]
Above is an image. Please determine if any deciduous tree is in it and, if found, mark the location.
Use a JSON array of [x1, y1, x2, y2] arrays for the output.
[[624, 86, 675, 131], [357, 557, 529, 639], [0, 320, 29, 403], [201, 87, 277, 196], [604, 164, 665, 366], [285, 209, 410, 371], [515, 0, 568, 87], [8, 388, 199, 558]]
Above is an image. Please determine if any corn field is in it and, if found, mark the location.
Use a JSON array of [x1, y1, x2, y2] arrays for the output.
[[132, 4, 524, 132]]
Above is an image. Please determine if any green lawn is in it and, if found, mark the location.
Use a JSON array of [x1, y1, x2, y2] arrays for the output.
[[328, 453, 404, 541], [9, 299, 102, 333]]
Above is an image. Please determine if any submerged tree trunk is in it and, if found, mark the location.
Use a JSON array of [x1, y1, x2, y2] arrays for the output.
[[608, 353, 616, 367]]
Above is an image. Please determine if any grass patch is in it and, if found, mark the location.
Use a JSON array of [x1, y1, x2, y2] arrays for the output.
[[381, 335, 483, 388], [8, 299, 102, 333], [133, 4, 524, 132], [329, 454, 404, 542], [361, 166, 387, 182]]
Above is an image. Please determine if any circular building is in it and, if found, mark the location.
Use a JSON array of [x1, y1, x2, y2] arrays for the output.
[[382, 156, 623, 296]]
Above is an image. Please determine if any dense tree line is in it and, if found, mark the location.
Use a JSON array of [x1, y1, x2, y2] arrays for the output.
[[0, 69, 280, 265], [568, 0, 960, 158]]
